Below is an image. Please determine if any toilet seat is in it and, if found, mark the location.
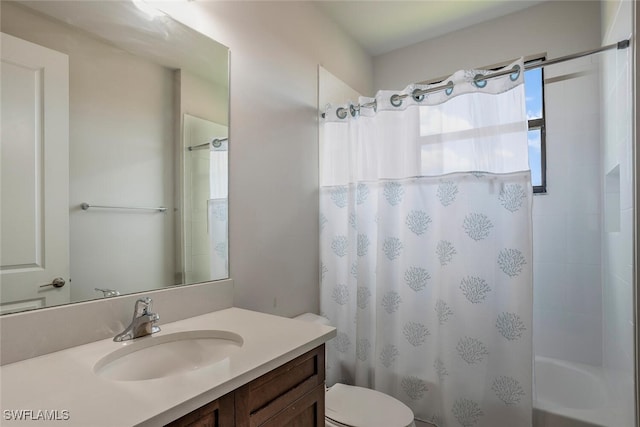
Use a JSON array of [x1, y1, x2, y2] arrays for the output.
[[325, 383, 414, 427]]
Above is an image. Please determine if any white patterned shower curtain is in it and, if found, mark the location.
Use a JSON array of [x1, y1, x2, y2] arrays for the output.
[[320, 60, 533, 427]]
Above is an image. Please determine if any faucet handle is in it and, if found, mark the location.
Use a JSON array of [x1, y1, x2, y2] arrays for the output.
[[133, 297, 153, 317], [114, 297, 160, 342]]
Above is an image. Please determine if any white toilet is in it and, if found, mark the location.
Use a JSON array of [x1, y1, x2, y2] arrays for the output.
[[295, 313, 416, 427]]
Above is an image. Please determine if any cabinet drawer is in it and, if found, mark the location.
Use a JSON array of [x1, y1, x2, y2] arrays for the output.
[[166, 392, 235, 427], [259, 383, 325, 427], [235, 345, 325, 427]]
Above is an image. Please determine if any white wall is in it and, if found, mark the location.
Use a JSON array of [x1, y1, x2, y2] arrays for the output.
[[373, 1, 604, 365], [1, 3, 176, 302], [180, 69, 229, 126], [158, 1, 373, 317], [374, 2, 601, 90], [600, 0, 635, 424]]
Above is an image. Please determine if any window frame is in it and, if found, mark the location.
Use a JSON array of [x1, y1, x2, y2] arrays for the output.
[[416, 56, 548, 193], [525, 57, 547, 194]]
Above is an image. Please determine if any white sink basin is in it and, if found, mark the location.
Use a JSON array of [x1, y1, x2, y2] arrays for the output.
[[94, 330, 243, 381]]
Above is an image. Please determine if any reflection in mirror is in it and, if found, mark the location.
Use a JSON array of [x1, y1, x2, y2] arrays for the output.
[[0, 1, 229, 314], [183, 114, 229, 283]]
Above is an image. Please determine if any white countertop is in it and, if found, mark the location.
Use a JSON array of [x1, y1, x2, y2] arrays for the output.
[[0, 308, 336, 426]]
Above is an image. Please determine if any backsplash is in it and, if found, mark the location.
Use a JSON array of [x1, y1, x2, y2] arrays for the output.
[[0, 280, 233, 365]]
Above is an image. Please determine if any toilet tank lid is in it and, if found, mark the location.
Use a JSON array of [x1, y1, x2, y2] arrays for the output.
[[294, 312, 331, 325], [326, 383, 414, 427]]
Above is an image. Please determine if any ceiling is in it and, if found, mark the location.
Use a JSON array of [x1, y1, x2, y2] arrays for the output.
[[17, 1, 229, 87], [316, 0, 546, 56]]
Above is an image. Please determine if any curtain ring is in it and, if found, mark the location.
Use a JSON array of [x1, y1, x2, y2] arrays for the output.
[[336, 107, 348, 119], [350, 104, 360, 117], [372, 99, 378, 113], [445, 81, 454, 96], [390, 94, 403, 107], [473, 74, 487, 88], [412, 88, 425, 102], [510, 64, 521, 81]]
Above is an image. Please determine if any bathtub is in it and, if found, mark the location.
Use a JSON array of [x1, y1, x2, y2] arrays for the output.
[[534, 356, 608, 427]]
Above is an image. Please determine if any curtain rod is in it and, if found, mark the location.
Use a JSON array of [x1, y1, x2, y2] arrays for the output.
[[187, 137, 228, 151], [80, 203, 167, 213], [324, 39, 631, 119]]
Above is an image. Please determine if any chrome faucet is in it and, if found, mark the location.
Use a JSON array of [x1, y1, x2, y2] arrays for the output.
[[95, 287, 120, 298], [113, 297, 160, 342]]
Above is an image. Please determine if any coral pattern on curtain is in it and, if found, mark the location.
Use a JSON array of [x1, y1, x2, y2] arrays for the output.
[[320, 60, 533, 427]]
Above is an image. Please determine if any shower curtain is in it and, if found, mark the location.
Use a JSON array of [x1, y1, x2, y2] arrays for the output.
[[320, 60, 533, 427], [208, 137, 229, 280]]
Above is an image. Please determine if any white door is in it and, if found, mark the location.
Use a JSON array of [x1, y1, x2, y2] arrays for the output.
[[1, 33, 70, 313]]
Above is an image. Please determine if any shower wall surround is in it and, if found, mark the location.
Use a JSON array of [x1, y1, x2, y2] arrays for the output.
[[601, 0, 634, 424]]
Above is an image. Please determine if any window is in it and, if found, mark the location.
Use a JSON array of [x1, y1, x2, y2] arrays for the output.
[[524, 60, 546, 193], [416, 58, 547, 192]]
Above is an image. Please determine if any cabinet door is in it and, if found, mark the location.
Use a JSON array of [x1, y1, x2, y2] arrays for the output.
[[259, 383, 325, 427], [235, 345, 325, 427], [165, 392, 234, 427]]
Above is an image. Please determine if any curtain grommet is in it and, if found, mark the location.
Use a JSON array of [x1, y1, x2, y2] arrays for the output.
[[390, 94, 403, 107], [350, 104, 360, 118], [412, 89, 425, 102], [445, 81, 454, 96], [336, 107, 348, 119], [510, 64, 521, 81], [473, 74, 487, 88]]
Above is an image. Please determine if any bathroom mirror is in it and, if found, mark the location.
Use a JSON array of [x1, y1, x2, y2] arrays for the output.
[[0, 0, 229, 314]]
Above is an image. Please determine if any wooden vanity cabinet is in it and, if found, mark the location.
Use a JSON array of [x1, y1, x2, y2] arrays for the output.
[[166, 345, 325, 427], [166, 392, 235, 427]]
